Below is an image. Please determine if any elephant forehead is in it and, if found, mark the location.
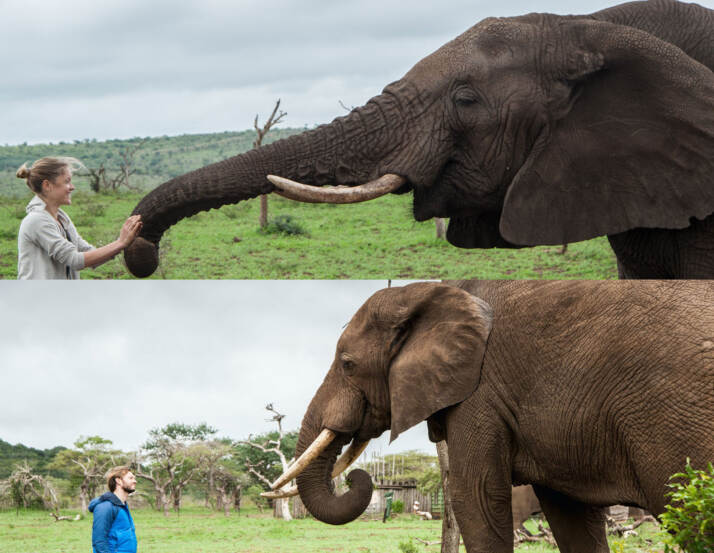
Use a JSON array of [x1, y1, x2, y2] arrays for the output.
[[406, 19, 533, 86]]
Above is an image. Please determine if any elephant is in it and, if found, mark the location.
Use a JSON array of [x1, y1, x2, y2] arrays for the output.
[[124, 0, 714, 279], [268, 281, 714, 553], [510, 485, 541, 535]]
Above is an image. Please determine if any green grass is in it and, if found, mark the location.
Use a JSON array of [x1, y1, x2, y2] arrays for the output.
[[0, 190, 618, 279], [0, 507, 665, 552]]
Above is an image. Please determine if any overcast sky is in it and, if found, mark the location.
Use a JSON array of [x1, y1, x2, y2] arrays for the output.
[[0, 280, 441, 458], [4, 0, 709, 145]]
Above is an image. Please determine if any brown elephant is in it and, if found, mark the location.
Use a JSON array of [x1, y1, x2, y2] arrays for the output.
[[271, 281, 713, 553], [511, 485, 541, 534], [125, 0, 714, 279]]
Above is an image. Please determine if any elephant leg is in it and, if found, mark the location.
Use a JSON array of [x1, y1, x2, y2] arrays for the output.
[[532, 485, 609, 553], [447, 419, 514, 552]]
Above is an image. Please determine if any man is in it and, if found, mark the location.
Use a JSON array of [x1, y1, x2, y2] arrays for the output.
[[88, 466, 138, 553]]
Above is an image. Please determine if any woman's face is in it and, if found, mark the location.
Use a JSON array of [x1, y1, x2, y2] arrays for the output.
[[43, 168, 74, 206]]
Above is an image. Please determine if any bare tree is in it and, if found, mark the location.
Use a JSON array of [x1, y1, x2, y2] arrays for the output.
[[237, 404, 294, 520], [436, 441, 461, 553], [118, 139, 147, 190], [252, 100, 287, 228], [0, 461, 78, 521], [87, 164, 121, 193], [88, 139, 147, 192]]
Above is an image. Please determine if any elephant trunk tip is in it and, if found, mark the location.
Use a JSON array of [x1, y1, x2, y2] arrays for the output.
[[124, 236, 159, 278], [300, 467, 374, 526]]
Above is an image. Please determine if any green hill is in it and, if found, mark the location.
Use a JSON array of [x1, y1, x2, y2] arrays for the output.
[[0, 439, 66, 478], [0, 128, 307, 197]]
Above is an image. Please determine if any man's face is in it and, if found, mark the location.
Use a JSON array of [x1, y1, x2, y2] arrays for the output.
[[117, 472, 137, 494]]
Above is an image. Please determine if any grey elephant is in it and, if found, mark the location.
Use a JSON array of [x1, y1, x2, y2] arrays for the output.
[[268, 281, 713, 553], [125, 0, 714, 279]]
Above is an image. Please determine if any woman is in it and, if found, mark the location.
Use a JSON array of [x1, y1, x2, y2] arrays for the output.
[[16, 157, 142, 279]]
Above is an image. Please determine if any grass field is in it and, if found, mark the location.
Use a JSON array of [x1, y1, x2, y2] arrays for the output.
[[0, 191, 618, 280], [0, 507, 665, 553]]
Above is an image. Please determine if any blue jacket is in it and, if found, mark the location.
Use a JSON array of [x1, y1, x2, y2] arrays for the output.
[[88, 492, 137, 553]]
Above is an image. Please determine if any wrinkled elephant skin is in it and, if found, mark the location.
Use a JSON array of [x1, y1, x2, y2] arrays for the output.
[[292, 281, 714, 553], [125, 1, 714, 279]]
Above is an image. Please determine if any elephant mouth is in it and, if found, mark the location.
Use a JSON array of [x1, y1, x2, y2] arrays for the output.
[[265, 164, 517, 253], [262, 436, 369, 500]]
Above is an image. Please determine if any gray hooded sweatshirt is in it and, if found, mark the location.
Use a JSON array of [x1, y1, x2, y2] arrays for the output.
[[17, 195, 94, 279]]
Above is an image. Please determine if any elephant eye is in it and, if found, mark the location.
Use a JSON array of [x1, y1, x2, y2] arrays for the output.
[[342, 360, 356, 375], [453, 88, 479, 107]]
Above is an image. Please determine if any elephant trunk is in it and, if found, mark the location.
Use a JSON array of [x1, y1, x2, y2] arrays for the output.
[[294, 424, 373, 525], [291, 373, 373, 525], [124, 90, 409, 278]]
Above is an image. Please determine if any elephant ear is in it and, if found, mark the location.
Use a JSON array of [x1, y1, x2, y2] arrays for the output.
[[500, 19, 714, 245], [388, 283, 493, 442]]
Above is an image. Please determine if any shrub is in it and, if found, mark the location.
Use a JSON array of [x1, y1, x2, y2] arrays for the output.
[[397, 539, 418, 553], [391, 499, 404, 514], [83, 202, 106, 217], [660, 459, 714, 553], [260, 214, 308, 236]]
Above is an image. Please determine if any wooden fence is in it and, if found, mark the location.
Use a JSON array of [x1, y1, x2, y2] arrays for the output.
[[284, 478, 442, 519]]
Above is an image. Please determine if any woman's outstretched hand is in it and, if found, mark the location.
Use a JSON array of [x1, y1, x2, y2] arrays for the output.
[[119, 215, 142, 247]]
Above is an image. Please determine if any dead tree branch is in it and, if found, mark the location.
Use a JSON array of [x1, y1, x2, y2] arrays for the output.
[[514, 522, 557, 547], [252, 100, 286, 228], [49, 512, 81, 522], [338, 100, 355, 112], [606, 514, 657, 537], [253, 101, 287, 149]]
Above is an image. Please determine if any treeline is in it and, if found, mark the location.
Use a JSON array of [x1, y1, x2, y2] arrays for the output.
[[0, 439, 66, 479], [0, 127, 306, 196], [0, 423, 439, 519], [0, 421, 298, 518]]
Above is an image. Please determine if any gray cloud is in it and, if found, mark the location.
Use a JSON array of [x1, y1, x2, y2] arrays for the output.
[[0, 280, 430, 456], [1, 0, 693, 144]]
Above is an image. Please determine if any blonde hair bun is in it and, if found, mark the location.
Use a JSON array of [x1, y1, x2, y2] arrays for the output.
[[16, 163, 31, 179]]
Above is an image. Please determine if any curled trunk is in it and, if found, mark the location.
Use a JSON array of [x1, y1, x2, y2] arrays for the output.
[[294, 429, 373, 525]]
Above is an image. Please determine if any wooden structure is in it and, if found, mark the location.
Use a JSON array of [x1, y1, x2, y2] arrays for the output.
[[365, 479, 439, 516], [279, 477, 444, 519]]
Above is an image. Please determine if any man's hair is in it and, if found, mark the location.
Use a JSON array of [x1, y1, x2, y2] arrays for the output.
[[106, 466, 131, 492]]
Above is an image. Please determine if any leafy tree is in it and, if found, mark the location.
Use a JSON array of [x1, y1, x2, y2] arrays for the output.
[[213, 458, 250, 516], [135, 422, 217, 515], [191, 438, 244, 511], [361, 450, 439, 483], [47, 436, 125, 512]]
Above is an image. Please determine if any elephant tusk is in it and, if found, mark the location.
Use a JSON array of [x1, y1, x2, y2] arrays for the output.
[[270, 428, 336, 490], [332, 439, 369, 478], [261, 487, 298, 499], [268, 173, 405, 204], [261, 439, 369, 500]]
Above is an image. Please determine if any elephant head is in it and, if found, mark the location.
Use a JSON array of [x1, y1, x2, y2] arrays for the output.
[[125, 3, 714, 277], [268, 282, 492, 525]]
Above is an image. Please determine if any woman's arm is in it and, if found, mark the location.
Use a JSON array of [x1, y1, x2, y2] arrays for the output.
[[83, 215, 142, 269]]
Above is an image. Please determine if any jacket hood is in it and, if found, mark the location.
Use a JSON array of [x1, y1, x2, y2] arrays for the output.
[[88, 492, 124, 512], [26, 195, 46, 214]]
